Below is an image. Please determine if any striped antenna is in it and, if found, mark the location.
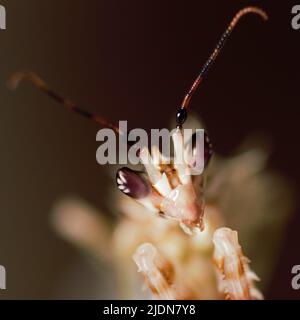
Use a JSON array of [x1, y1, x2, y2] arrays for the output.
[[8, 71, 121, 134], [176, 7, 268, 128]]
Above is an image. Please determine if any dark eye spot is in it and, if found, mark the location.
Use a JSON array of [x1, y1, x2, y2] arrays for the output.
[[116, 167, 150, 199], [176, 108, 187, 127]]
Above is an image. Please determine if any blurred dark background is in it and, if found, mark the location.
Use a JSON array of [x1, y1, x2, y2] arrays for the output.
[[0, 0, 299, 299]]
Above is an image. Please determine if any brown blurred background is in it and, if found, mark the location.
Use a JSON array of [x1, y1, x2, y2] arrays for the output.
[[0, 0, 299, 299]]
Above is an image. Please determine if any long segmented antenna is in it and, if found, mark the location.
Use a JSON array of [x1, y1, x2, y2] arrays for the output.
[[8, 71, 121, 134], [176, 7, 268, 128]]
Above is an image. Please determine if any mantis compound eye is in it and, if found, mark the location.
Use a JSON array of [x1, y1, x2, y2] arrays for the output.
[[204, 131, 213, 167], [190, 131, 213, 169], [116, 167, 151, 199]]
